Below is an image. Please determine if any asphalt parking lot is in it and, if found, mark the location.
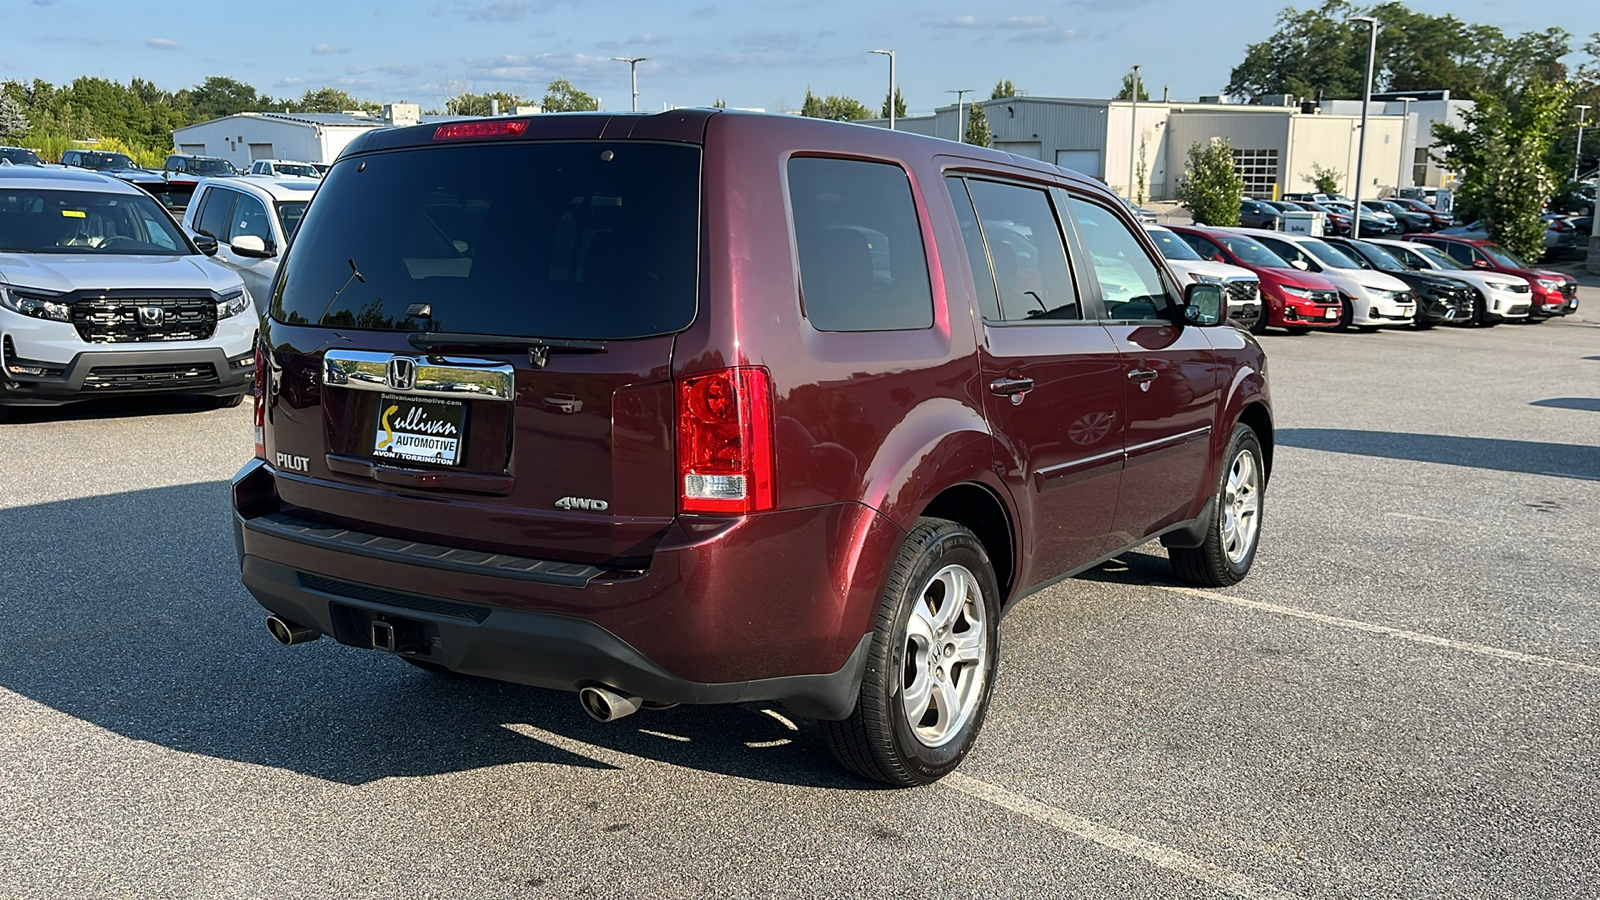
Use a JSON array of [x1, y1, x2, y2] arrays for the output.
[[2, 294, 1598, 899]]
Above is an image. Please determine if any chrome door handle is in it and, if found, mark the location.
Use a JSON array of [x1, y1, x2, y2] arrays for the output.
[[1127, 368, 1157, 384], [989, 377, 1035, 396]]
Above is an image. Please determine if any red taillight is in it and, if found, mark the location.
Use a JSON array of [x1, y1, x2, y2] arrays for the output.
[[676, 367, 776, 515], [252, 343, 266, 460], [433, 119, 530, 141]]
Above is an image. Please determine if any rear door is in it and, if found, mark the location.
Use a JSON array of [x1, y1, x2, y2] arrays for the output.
[[1064, 194, 1218, 545], [948, 174, 1124, 578], [263, 138, 702, 565]]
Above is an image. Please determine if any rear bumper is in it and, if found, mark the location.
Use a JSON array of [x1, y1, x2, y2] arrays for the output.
[[230, 459, 900, 719], [0, 346, 253, 406]]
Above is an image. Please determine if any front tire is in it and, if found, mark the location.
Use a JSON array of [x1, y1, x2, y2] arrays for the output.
[[1170, 424, 1265, 587], [820, 518, 1000, 787]]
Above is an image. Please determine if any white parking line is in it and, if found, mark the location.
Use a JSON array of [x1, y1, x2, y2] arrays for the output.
[[945, 774, 1299, 900], [1154, 585, 1600, 677]]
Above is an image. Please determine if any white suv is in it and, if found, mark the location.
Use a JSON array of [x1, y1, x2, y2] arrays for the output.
[[182, 175, 317, 301], [1146, 225, 1264, 332], [0, 167, 256, 418], [1241, 229, 1416, 330], [1367, 238, 1533, 324], [248, 159, 321, 179]]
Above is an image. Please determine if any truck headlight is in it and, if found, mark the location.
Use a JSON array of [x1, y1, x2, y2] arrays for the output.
[[0, 285, 72, 323], [216, 287, 253, 320]]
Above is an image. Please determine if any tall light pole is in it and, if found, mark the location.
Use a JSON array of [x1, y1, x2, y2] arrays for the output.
[[947, 88, 974, 143], [610, 57, 647, 112], [1349, 15, 1378, 238], [1576, 104, 1591, 183], [1127, 64, 1142, 200], [870, 49, 896, 130], [1393, 95, 1417, 190]]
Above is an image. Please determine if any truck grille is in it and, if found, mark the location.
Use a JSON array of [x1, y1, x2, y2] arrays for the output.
[[71, 296, 218, 344], [81, 362, 219, 391], [1309, 290, 1340, 305], [1559, 283, 1577, 300], [1224, 280, 1260, 306]]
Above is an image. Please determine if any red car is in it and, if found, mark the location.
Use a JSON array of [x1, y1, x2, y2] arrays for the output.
[[1169, 225, 1344, 333], [1409, 235, 1579, 319], [231, 111, 1274, 786]]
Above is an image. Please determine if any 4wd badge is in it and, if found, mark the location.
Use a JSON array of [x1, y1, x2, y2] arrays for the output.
[[555, 496, 609, 511]]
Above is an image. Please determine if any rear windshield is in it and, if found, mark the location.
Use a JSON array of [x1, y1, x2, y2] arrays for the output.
[[273, 142, 701, 339]]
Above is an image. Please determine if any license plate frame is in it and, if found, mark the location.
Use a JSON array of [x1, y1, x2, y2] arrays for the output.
[[371, 393, 467, 467]]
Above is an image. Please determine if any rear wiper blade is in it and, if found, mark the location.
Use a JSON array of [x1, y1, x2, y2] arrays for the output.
[[405, 332, 607, 367]]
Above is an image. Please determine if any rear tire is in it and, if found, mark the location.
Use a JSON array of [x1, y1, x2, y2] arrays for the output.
[[1170, 424, 1265, 588], [819, 518, 1000, 787]]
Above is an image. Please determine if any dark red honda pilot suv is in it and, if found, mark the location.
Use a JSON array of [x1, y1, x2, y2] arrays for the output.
[[232, 111, 1273, 785]]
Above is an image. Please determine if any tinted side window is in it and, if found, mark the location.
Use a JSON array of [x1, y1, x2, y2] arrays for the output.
[[965, 179, 1078, 321], [946, 177, 1001, 322], [196, 188, 237, 240], [1180, 233, 1224, 261], [788, 157, 933, 332], [233, 193, 274, 247], [1066, 197, 1171, 320], [1441, 242, 1474, 266]]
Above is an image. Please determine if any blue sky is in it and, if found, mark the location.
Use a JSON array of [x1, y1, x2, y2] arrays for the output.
[[6, 0, 1594, 115]]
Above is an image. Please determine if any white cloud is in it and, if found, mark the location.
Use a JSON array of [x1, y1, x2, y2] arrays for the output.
[[146, 37, 182, 50]]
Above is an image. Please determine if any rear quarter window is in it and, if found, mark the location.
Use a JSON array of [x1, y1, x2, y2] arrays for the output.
[[788, 157, 934, 332]]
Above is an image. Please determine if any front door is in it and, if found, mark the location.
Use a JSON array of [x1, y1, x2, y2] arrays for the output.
[[1063, 194, 1219, 546], [948, 175, 1125, 582]]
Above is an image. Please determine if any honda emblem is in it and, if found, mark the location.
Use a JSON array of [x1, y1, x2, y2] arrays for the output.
[[387, 357, 416, 391], [137, 306, 164, 327]]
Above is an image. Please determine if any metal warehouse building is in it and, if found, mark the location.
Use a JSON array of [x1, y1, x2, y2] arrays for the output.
[[868, 93, 1465, 201], [170, 104, 424, 169]]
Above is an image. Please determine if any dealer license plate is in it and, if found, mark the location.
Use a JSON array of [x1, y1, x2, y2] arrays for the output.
[[372, 394, 466, 466]]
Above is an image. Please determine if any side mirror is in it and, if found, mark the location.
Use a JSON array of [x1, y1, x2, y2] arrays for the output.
[[230, 234, 274, 258], [1181, 282, 1224, 327], [1472, 258, 1488, 268], [192, 234, 219, 256]]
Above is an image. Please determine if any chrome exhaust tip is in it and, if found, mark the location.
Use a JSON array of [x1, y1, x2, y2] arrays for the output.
[[265, 615, 319, 646], [578, 685, 644, 723]]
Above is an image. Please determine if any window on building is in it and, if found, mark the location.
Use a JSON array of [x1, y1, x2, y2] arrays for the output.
[[1232, 148, 1280, 199]]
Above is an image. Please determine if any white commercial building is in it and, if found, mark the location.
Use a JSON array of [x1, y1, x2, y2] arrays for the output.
[[171, 104, 425, 169], [867, 93, 1457, 201]]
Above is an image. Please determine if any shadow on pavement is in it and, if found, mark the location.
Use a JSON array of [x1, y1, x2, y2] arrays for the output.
[[0, 483, 865, 790], [1530, 398, 1600, 412], [1278, 428, 1600, 481], [0, 394, 234, 424]]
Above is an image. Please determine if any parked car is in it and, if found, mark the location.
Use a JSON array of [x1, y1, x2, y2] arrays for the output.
[[1364, 238, 1532, 325], [1238, 198, 1284, 229], [248, 159, 322, 179], [60, 149, 141, 172], [1363, 199, 1432, 234], [1435, 219, 1576, 257], [1385, 196, 1451, 230], [162, 155, 240, 186], [1325, 200, 1399, 235], [1145, 224, 1263, 332], [0, 166, 256, 419], [1283, 192, 1349, 204], [0, 147, 44, 167], [1242, 229, 1416, 330], [232, 110, 1274, 787], [1408, 234, 1578, 319], [1548, 181, 1595, 216], [1285, 200, 1351, 236], [181, 175, 316, 302], [132, 180, 198, 217], [1169, 224, 1343, 333], [1320, 237, 1475, 327]]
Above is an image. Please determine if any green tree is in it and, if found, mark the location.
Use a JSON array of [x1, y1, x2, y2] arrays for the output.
[[291, 87, 378, 113], [1432, 78, 1572, 260], [1309, 162, 1343, 194], [542, 78, 599, 112], [1177, 138, 1245, 226], [444, 91, 529, 116], [0, 93, 29, 141], [881, 86, 906, 119], [1226, 1, 1570, 106], [182, 76, 271, 121], [712, 97, 728, 109], [1113, 70, 1150, 101], [991, 79, 1018, 100], [799, 89, 873, 121], [964, 102, 991, 147]]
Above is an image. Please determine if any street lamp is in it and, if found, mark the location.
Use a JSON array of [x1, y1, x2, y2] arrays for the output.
[[1576, 104, 1591, 183], [1392, 95, 1417, 190], [610, 57, 647, 112], [1349, 15, 1378, 239], [870, 49, 896, 130], [947, 88, 974, 143], [1127, 64, 1142, 201]]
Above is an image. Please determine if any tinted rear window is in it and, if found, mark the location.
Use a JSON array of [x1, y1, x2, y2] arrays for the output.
[[272, 142, 701, 339]]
